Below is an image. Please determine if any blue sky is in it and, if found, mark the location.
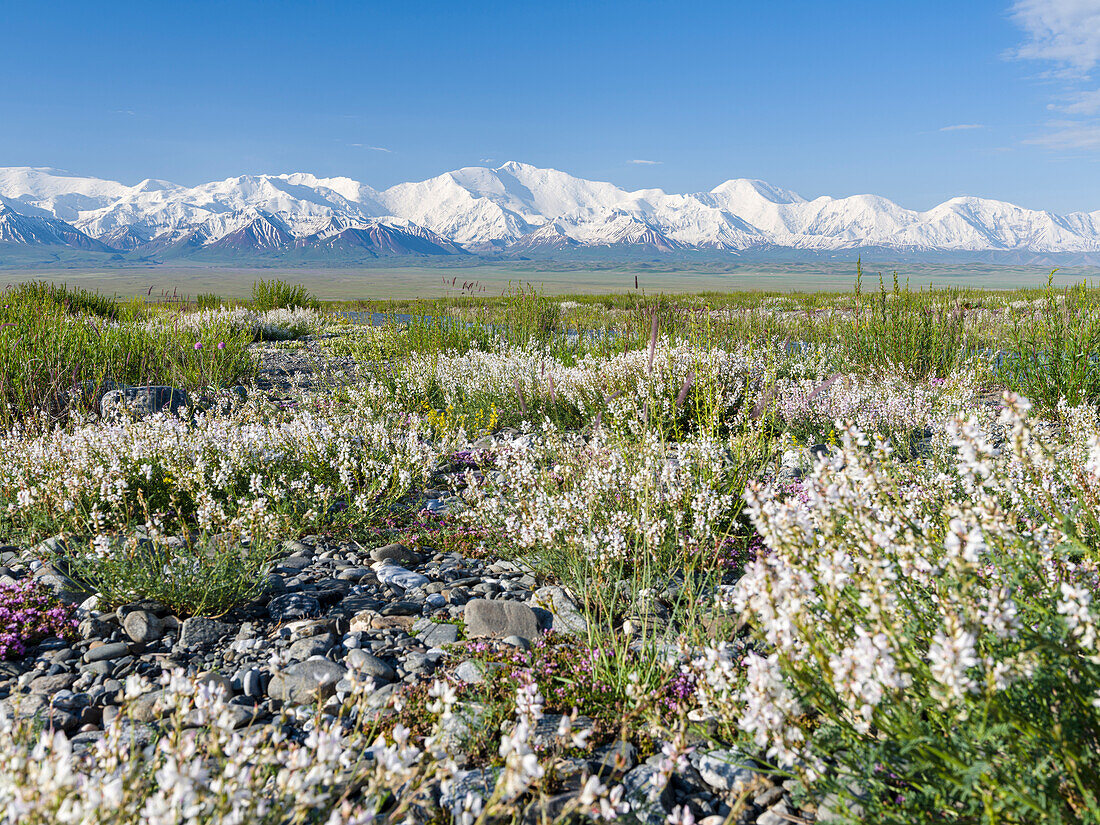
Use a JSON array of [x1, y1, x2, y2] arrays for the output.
[[4, 0, 1100, 212]]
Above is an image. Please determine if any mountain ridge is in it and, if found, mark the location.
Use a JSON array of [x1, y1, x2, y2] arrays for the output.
[[2, 162, 1100, 264]]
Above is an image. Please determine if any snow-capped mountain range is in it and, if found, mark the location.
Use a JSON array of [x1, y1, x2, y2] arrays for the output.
[[2, 162, 1100, 263]]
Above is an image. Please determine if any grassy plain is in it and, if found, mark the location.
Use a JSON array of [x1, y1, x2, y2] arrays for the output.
[[3, 259, 1099, 300]]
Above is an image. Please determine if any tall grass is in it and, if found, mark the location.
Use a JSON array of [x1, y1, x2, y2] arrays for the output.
[[0, 284, 253, 426], [251, 278, 318, 311], [1007, 280, 1100, 411]]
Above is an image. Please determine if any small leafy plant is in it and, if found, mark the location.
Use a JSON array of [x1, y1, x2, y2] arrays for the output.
[[66, 534, 274, 617]]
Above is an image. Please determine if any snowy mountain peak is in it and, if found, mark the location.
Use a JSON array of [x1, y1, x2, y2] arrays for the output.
[[1, 163, 1099, 261]]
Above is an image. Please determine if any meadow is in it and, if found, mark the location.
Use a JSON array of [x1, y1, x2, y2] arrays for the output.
[[0, 273, 1097, 824]]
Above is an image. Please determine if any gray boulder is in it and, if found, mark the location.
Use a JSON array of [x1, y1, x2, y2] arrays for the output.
[[464, 599, 539, 642], [267, 659, 347, 705]]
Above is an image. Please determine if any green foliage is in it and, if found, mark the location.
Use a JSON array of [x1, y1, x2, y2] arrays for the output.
[[251, 278, 318, 311], [1006, 279, 1100, 412], [66, 535, 273, 617], [0, 288, 254, 426], [836, 265, 967, 379], [195, 292, 222, 310], [6, 280, 118, 318]]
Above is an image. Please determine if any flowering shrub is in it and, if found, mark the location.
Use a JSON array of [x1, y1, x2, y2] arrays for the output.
[[0, 669, 636, 824], [727, 395, 1100, 823], [1, 391, 441, 540], [459, 424, 754, 603], [0, 579, 77, 660], [172, 305, 327, 341]]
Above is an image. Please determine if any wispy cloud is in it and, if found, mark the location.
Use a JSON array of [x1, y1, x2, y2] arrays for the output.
[[1010, 0, 1100, 150], [1024, 120, 1100, 149], [112, 109, 136, 116], [349, 143, 392, 153], [1057, 87, 1100, 114], [940, 123, 985, 131], [628, 159, 662, 165], [1010, 0, 1100, 75], [479, 157, 495, 163]]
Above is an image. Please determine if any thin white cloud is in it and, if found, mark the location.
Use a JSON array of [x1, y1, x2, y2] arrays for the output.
[[940, 123, 985, 131], [1024, 120, 1100, 149], [1010, 1, 1100, 150], [349, 144, 393, 152], [628, 159, 662, 165], [1057, 87, 1100, 113], [1011, 0, 1100, 74], [479, 157, 495, 163]]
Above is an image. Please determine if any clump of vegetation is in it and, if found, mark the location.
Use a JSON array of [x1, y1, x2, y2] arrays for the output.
[[66, 534, 273, 617], [251, 278, 319, 311], [195, 292, 223, 310], [0, 282, 253, 426]]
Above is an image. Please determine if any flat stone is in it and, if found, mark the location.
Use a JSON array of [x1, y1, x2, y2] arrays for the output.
[[402, 652, 435, 676], [369, 615, 416, 631], [34, 571, 92, 605], [464, 599, 539, 641], [177, 617, 234, 651], [277, 554, 313, 571], [621, 764, 671, 825], [267, 593, 321, 621], [532, 585, 588, 635], [281, 540, 311, 555], [369, 543, 421, 566], [440, 768, 499, 812], [532, 713, 595, 750], [267, 659, 347, 705], [757, 801, 791, 825], [130, 689, 172, 722], [373, 563, 430, 591], [381, 601, 422, 616], [83, 642, 129, 663], [123, 610, 164, 644], [288, 633, 335, 661], [592, 740, 637, 776], [454, 659, 485, 684], [186, 703, 255, 729], [196, 671, 234, 697], [418, 622, 459, 648], [28, 672, 77, 694]]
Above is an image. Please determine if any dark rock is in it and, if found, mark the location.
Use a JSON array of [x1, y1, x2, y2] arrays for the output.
[[100, 386, 192, 420], [177, 617, 234, 651], [592, 740, 638, 776], [83, 642, 129, 663], [268, 593, 322, 621]]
